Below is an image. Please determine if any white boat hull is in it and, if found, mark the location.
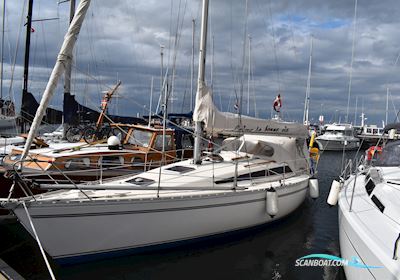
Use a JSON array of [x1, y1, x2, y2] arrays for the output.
[[11, 177, 309, 263], [316, 139, 359, 151], [338, 176, 400, 279]]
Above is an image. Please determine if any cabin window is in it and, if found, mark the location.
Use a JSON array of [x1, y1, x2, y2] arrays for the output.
[[366, 128, 372, 133], [371, 195, 385, 213], [154, 135, 173, 151], [364, 179, 375, 195], [65, 158, 90, 169], [127, 130, 153, 147], [215, 165, 292, 184], [99, 156, 124, 167]]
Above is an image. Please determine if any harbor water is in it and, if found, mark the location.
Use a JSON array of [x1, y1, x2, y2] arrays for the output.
[[0, 150, 359, 279]]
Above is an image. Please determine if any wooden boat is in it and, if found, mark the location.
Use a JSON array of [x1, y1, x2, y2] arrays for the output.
[[2, 123, 193, 185]]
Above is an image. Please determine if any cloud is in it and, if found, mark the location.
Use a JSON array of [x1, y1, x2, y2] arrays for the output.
[[2, 0, 400, 125]]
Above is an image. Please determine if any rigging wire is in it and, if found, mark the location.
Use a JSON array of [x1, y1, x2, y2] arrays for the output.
[[7, 0, 27, 103], [267, 0, 282, 94]]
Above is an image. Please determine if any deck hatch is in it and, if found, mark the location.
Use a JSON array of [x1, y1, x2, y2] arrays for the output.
[[126, 177, 155, 186], [165, 166, 195, 173]]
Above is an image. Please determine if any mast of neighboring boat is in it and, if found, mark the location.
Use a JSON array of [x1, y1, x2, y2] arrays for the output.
[[0, 0, 5, 101], [193, 0, 209, 164], [148, 77, 154, 126], [21, 0, 91, 160], [62, 0, 76, 139], [303, 36, 313, 126], [353, 95, 358, 126], [345, 0, 358, 124], [21, 0, 33, 132], [156, 45, 164, 113], [247, 35, 251, 116], [386, 87, 389, 126]]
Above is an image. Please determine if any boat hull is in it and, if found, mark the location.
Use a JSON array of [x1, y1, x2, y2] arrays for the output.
[[10, 178, 309, 263], [316, 139, 359, 151], [338, 180, 398, 279]]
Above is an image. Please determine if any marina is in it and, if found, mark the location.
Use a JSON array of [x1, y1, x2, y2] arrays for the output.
[[0, 0, 399, 279]]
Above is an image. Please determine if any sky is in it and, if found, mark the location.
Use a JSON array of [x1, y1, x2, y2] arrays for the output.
[[3, 0, 400, 126]]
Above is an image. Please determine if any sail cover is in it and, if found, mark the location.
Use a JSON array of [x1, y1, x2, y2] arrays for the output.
[[193, 85, 309, 138], [21, 91, 62, 124]]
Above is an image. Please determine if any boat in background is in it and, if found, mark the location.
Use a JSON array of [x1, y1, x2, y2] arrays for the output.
[[315, 123, 360, 151], [2, 123, 193, 184]]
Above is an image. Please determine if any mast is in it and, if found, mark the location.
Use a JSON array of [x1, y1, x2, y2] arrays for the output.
[[156, 45, 164, 113], [345, 0, 358, 124], [191, 19, 195, 111], [0, 0, 5, 100], [211, 35, 214, 91], [385, 87, 389, 126], [63, 0, 75, 138], [353, 95, 358, 126], [148, 77, 153, 126], [193, 0, 209, 164], [21, 0, 91, 160], [22, 0, 33, 101], [21, 0, 33, 132], [247, 35, 251, 115], [303, 36, 313, 125]]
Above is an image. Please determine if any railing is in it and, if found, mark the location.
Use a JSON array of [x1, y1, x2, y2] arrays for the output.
[[5, 147, 193, 199]]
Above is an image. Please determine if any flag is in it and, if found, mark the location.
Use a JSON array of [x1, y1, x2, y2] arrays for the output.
[[273, 94, 282, 112]]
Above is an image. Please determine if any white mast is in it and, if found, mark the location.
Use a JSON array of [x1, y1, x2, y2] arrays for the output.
[[21, 0, 91, 160], [345, 0, 358, 124], [247, 35, 251, 115], [0, 0, 5, 100], [148, 77, 154, 126], [385, 87, 389, 126], [191, 19, 195, 111], [303, 36, 313, 125], [353, 95, 358, 126], [193, 0, 209, 164]]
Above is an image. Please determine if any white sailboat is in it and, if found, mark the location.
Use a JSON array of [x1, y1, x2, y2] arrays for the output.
[[0, 0, 318, 264], [328, 123, 400, 279]]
